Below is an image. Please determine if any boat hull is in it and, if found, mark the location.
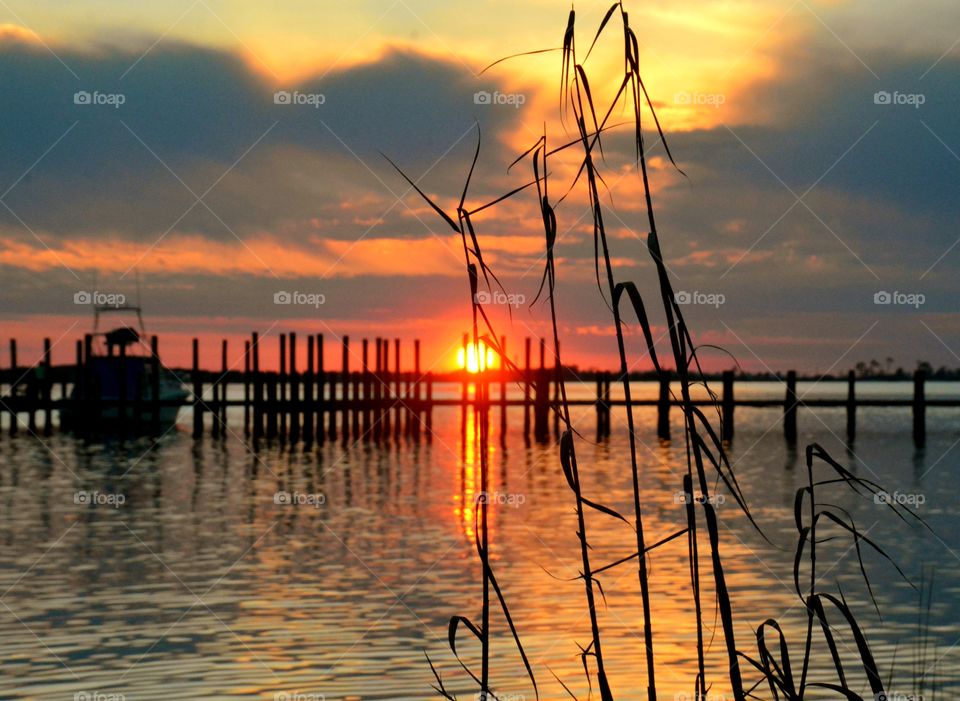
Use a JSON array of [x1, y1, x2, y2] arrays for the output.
[[59, 404, 184, 431], [62, 355, 188, 434]]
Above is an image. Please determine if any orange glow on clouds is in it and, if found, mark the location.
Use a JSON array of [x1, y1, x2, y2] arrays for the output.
[[0, 234, 466, 277], [0, 24, 41, 44], [0, 231, 555, 278]]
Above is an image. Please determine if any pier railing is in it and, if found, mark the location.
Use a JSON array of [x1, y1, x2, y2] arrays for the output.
[[0, 334, 955, 447]]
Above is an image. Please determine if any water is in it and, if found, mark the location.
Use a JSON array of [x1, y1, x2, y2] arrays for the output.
[[1, 381, 958, 700]]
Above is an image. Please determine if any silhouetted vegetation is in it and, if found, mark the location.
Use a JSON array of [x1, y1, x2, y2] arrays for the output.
[[390, 3, 932, 699]]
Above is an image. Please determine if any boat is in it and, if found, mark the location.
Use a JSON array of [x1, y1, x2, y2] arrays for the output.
[[61, 304, 189, 432]]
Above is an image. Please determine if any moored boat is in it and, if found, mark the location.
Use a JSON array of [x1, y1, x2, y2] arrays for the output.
[[61, 304, 188, 432]]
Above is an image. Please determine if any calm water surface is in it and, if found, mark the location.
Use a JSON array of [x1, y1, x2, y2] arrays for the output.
[[1, 382, 958, 700]]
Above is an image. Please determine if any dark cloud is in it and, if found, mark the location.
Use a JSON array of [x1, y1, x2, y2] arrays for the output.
[[585, 49, 960, 294], [668, 51, 960, 220], [0, 40, 527, 240], [0, 31, 958, 370]]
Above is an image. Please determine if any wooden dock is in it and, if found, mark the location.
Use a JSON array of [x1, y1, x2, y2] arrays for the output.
[[0, 334, 955, 447]]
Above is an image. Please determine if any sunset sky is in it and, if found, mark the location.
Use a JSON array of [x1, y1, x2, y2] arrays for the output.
[[1, 0, 958, 372]]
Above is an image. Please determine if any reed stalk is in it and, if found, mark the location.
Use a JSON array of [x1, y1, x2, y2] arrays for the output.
[[388, 4, 932, 698]]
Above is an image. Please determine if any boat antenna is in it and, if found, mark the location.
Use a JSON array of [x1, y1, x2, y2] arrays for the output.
[[92, 270, 100, 333], [134, 269, 145, 334]]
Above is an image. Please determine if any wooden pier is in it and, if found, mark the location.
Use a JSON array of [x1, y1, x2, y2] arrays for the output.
[[0, 334, 956, 447]]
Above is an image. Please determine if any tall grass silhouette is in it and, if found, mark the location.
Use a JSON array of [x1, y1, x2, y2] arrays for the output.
[[389, 3, 931, 699]]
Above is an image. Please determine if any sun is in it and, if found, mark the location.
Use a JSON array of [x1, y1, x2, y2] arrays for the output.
[[457, 340, 496, 374]]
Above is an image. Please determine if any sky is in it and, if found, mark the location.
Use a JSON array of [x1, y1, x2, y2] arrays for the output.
[[0, 0, 958, 373]]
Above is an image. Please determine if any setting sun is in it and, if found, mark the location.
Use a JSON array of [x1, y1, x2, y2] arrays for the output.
[[457, 340, 496, 373]]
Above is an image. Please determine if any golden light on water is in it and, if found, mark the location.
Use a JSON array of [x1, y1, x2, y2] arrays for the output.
[[454, 407, 498, 542], [457, 340, 496, 374]]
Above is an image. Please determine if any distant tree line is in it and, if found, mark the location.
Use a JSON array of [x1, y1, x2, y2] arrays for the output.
[[561, 358, 960, 381], [851, 358, 959, 380]]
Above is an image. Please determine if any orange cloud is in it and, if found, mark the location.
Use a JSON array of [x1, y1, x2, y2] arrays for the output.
[[0, 23, 42, 45], [0, 232, 550, 278]]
